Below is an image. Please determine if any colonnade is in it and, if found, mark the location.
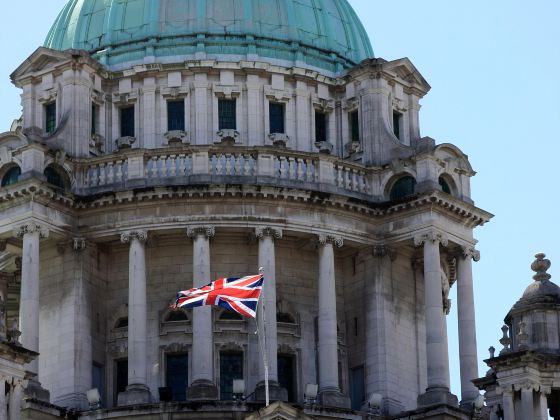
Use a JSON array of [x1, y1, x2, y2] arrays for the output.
[[494, 386, 550, 420], [0, 378, 24, 420], [13, 221, 481, 410]]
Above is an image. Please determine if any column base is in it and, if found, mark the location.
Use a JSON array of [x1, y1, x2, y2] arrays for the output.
[[417, 387, 458, 408], [186, 379, 218, 401], [53, 392, 88, 410], [254, 380, 288, 402], [318, 387, 350, 409], [459, 393, 480, 410], [24, 379, 50, 402], [117, 384, 151, 406]]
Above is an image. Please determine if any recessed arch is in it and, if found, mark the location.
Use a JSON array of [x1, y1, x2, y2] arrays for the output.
[[389, 175, 417, 201], [44, 164, 70, 190], [1, 165, 21, 187]]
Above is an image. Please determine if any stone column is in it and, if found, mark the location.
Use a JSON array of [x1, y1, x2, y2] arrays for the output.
[[502, 389, 515, 420], [186, 226, 218, 400], [317, 234, 350, 408], [456, 246, 481, 405], [536, 390, 550, 420], [254, 227, 287, 401], [0, 377, 6, 420], [8, 379, 23, 420], [414, 231, 457, 407], [520, 387, 533, 420], [13, 222, 49, 401], [118, 230, 151, 405]]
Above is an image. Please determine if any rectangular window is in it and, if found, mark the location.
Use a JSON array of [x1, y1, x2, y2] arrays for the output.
[[278, 354, 296, 402], [166, 354, 188, 401], [91, 103, 99, 135], [218, 99, 237, 130], [92, 363, 105, 408], [167, 100, 185, 131], [393, 111, 402, 140], [220, 351, 243, 400], [120, 106, 135, 137], [350, 110, 359, 142], [349, 365, 365, 411], [114, 359, 128, 405], [315, 111, 327, 142], [269, 102, 285, 134], [45, 102, 56, 134]]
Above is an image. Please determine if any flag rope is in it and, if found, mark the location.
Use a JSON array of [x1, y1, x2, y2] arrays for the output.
[[255, 267, 270, 407]]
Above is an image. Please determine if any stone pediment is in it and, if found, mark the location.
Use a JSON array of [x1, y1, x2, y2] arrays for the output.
[[384, 58, 431, 93], [244, 401, 314, 420]]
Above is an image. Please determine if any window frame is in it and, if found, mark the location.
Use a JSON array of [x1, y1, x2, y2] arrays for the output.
[[269, 102, 285, 134], [315, 111, 327, 143], [218, 98, 237, 131], [167, 100, 185, 132], [165, 353, 188, 401], [120, 105, 135, 138], [45, 102, 57, 134], [349, 110, 360, 143]]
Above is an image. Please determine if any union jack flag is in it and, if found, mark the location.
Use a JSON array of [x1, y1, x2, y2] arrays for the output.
[[173, 274, 263, 318]]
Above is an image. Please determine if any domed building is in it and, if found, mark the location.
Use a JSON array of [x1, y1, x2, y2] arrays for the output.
[[474, 253, 560, 419], [0, 1, 493, 419]]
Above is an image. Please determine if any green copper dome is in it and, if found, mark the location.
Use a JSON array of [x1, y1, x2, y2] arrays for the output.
[[44, 0, 374, 73]]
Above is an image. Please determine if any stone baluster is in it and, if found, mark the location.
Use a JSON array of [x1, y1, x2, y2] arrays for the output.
[[414, 231, 457, 406], [13, 222, 49, 401], [456, 246, 481, 404], [186, 226, 218, 400], [118, 230, 151, 405], [254, 227, 287, 401], [8, 379, 24, 420], [317, 234, 350, 408]]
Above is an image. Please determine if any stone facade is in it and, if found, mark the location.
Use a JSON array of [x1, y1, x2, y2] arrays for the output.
[[0, 1, 495, 419]]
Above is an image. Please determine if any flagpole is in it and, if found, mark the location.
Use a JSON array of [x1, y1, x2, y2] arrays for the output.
[[257, 266, 270, 407]]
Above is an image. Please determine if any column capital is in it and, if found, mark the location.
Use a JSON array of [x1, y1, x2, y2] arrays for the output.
[[318, 234, 343, 248], [255, 227, 282, 240], [413, 231, 448, 247], [186, 226, 215, 239], [461, 246, 480, 262], [120, 230, 148, 244], [13, 222, 49, 240], [372, 245, 396, 260]]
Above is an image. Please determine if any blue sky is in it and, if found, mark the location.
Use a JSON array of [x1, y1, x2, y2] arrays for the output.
[[1, 0, 559, 404]]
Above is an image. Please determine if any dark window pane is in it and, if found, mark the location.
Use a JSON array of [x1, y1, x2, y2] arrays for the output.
[[349, 365, 365, 410], [1, 167, 21, 187], [315, 111, 327, 142], [167, 100, 185, 131], [44, 167, 65, 189], [269, 103, 285, 134], [219, 311, 242, 320], [277, 312, 295, 323], [45, 102, 56, 134], [439, 177, 451, 194], [92, 363, 106, 408], [393, 111, 402, 140], [220, 352, 243, 400], [218, 99, 237, 130], [92, 103, 99, 135], [278, 354, 296, 402], [350, 111, 359, 142], [166, 354, 188, 401], [165, 310, 188, 322], [390, 176, 416, 200], [115, 359, 128, 404], [120, 106, 135, 137]]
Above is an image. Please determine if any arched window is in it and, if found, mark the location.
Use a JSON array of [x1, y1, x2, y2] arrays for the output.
[[165, 310, 188, 322], [219, 310, 242, 321], [389, 176, 416, 200], [277, 312, 295, 324], [44, 166, 66, 189], [439, 176, 452, 195], [1, 166, 21, 187], [115, 317, 128, 329]]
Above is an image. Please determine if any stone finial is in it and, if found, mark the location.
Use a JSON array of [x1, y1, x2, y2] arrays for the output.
[[531, 253, 551, 282], [489, 346, 496, 358], [499, 325, 512, 355]]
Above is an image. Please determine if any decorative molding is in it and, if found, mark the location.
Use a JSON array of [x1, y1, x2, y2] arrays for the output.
[[268, 132, 289, 148], [255, 227, 283, 241], [120, 230, 148, 244], [372, 245, 396, 261], [186, 226, 215, 239], [115, 136, 136, 150], [413, 231, 449, 247], [461, 246, 481, 262], [13, 222, 49, 240], [164, 130, 188, 146], [317, 234, 343, 248], [160, 342, 189, 354]]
